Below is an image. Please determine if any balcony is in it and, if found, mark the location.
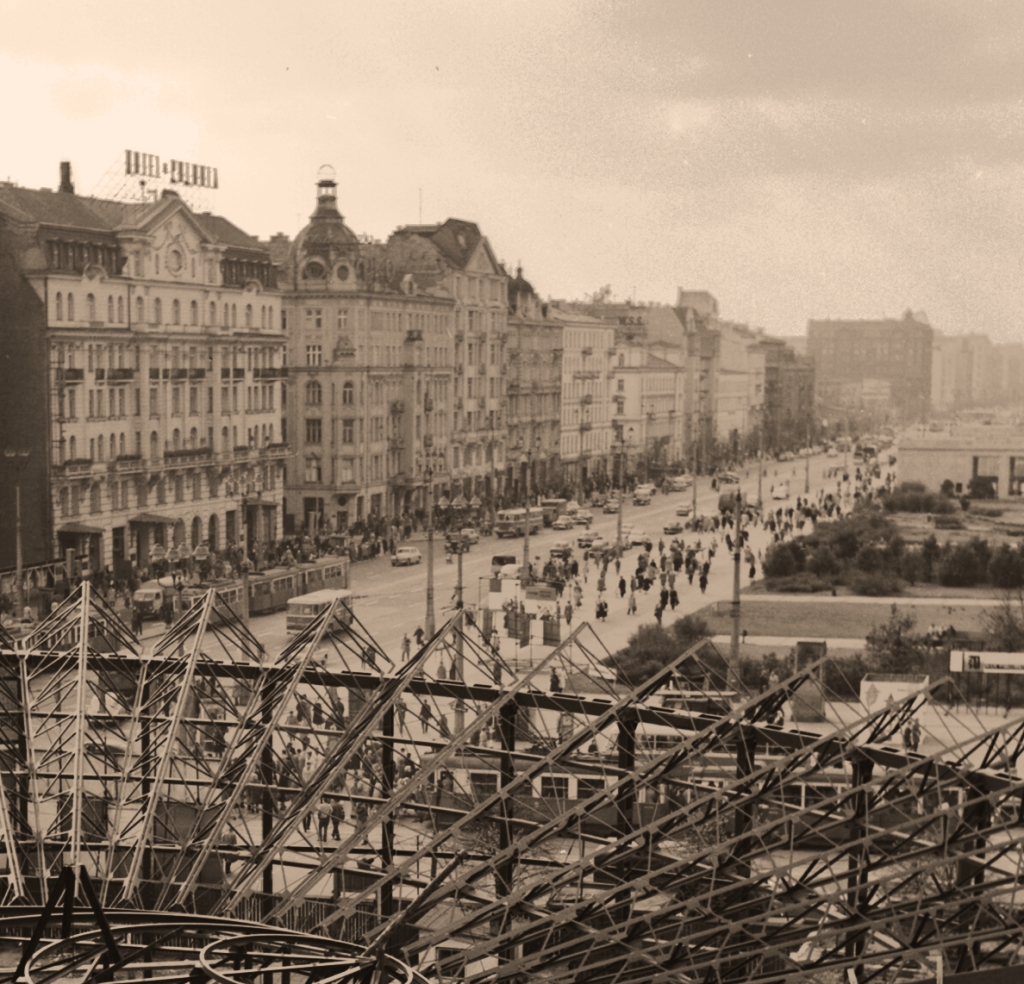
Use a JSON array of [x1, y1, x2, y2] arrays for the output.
[[233, 368, 245, 378], [234, 446, 254, 460], [580, 422, 592, 432], [62, 458, 95, 477], [253, 367, 287, 379], [406, 329, 423, 343], [164, 446, 213, 464], [477, 397, 487, 410], [110, 454, 145, 474], [582, 346, 593, 356], [388, 436, 405, 450], [56, 367, 85, 382], [108, 367, 135, 381], [580, 393, 593, 405], [424, 396, 434, 412], [454, 398, 463, 410], [455, 364, 464, 375], [188, 368, 206, 379], [390, 399, 406, 415], [259, 443, 289, 460], [573, 370, 599, 380], [150, 368, 168, 380], [171, 368, 189, 380]]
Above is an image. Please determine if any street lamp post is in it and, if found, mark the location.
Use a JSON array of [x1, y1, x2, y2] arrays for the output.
[[4, 449, 30, 615], [422, 451, 443, 640], [615, 427, 634, 557], [521, 435, 541, 585]]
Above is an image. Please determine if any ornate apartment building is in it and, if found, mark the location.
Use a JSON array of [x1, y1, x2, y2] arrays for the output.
[[505, 268, 563, 499], [0, 164, 285, 576], [275, 169, 456, 534]]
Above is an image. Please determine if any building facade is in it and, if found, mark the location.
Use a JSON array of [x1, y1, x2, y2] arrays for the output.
[[0, 164, 284, 577], [276, 169, 456, 534], [549, 305, 616, 496], [807, 311, 933, 425], [505, 268, 563, 500], [899, 427, 1024, 498]]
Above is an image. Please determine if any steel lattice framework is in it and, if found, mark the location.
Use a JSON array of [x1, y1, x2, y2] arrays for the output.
[[2, 582, 1024, 984]]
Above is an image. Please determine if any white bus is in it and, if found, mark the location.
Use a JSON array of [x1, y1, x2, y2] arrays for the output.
[[285, 588, 355, 636], [494, 507, 542, 538]]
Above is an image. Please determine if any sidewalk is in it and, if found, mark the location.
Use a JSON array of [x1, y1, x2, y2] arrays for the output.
[[747, 593, 1000, 607]]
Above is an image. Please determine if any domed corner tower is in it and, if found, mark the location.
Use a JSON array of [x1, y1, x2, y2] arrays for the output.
[[290, 165, 362, 291]]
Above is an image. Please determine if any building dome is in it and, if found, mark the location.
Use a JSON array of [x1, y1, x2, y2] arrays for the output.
[[289, 166, 360, 284]]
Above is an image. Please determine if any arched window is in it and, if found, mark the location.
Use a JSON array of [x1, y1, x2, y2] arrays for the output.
[[150, 431, 159, 459], [189, 427, 198, 447], [268, 306, 274, 328], [245, 304, 253, 328], [224, 303, 230, 326], [67, 293, 75, 320], [190, 300, 198, 325], [69, 435, 76, 459], [97, 434, 105, 461], [55, 292, 63, 320], [260, 306, 266, 329], [135, 296, 144, 323], [231, 304, 237, 327], [107, 296, 114, 322], [342, 381, 354, 405], [117, 296, 124, 322], [154, 298, 162, 324], [305, 380, 322, 405], [172, 299, 181, 324], [221, 426, 228, 450], [87, 294, 96, 321], [119, 433, 126, 456], [172, 428, 181, 450]]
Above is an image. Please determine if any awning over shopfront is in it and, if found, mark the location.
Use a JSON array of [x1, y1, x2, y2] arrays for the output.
[[57, 523, 103, 535], [130, 513, 170, 524]]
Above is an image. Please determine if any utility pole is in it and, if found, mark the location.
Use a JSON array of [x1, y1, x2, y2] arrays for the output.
[[729, 492, 743, 675], [425, 459, 436, 639], [522, 446, 532, 586], [454, 551, 465, 733], [756, 409, 764, 507], [805, 423, 811, 495], [691, 422, 699, 519], [4, 450, 29, 614]]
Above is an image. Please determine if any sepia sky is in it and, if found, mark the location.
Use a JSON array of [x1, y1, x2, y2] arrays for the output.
[[3, 0, 1024, 341]]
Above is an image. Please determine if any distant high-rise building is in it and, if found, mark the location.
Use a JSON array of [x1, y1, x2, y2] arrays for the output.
[[807, 310, 933, 425]]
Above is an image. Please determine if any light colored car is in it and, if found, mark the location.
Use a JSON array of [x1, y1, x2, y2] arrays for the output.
[[589, 535, 610, 553], [573, 509, 593, 526], [633, 493, 651, 506], [718, 471, 740, 485], [603, 499, 620, 514], [663, 522, 684, 535], [827, 448, 838, 458], [577, 530, 597, 548], [460, 526, 479, 544], [499, 563, 525, 579], [634, 483, 656, 498], [552, 515, 575, 530], [391, 546, 422, 566], [628, 529, 649, 546], [550, 540, 573, 559], [675, 503, 692, 517]]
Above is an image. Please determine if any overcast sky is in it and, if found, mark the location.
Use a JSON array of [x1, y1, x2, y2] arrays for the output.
[[3, 0, 1024, 341]]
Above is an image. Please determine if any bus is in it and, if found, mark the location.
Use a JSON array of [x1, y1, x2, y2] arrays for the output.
[[539, 498, 568, 527], [285, 588, 355, 636], [494, 508, 542, 539]]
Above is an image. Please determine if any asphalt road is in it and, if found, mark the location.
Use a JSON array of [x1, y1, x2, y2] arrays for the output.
[[239, 453, 857, 663]]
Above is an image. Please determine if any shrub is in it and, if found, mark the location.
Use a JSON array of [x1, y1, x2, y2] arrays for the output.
[[850, 571, 900, 596], [969, 476, 997, 499], [763, 541, 803, 578], [765, 572, 833, 593], [937, 542, 986, 587], [941, 479, 955, 497], [899, 550, 924, 586], [854, 545, 887, 573], [806, 545, 840, 577], [921, 535, 940, 581], [883, 488, 956, 513], [973, 506, 1004, 518], [988, 544, 1024, 589]]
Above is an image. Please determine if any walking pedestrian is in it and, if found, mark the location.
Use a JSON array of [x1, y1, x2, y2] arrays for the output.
[[330, 797, 346, 838], [396, 696, 407, 733], [316, 797, 331, 841], [401, 633, 411, 661], [414, 626, 425, 647], [564, 601, 573, 626], [699, 572, 708, 593], [419, 700, 432, 730], [627, 591, 637, 615]]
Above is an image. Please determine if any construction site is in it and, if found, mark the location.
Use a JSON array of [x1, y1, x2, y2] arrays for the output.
[[2, 583, 1024, 984]]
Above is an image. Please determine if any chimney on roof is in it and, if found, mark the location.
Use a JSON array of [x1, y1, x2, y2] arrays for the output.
[[59, 161, 74, 194]]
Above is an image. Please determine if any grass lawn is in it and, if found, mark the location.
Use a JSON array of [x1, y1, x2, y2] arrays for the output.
[[693, 600, 994, 640]]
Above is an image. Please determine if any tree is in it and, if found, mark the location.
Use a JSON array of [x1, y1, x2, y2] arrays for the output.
[[989, 544, 1024, 590], [864, 604, 932, 673], [605, 616, 710, 687], [969, 476, 997, 499], [985, 590, 1024, 652], [938, 542, 986, 587]]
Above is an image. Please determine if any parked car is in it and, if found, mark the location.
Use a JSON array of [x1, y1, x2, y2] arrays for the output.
[[603, 499, 620, 514], [668, 475, 693, 492], [663, 522, 684, 535], [635, 483, 656, 498], [589, 535, 609, 553], [633, 493, 651, 506], [550, 540, 573, 560], [573, 509, 594, 526], [460, 526, 480, 544], [675, 503, 693, 517], [718, 471, 740, 484], [577, 530, 597, 548], [628, 529, 649, 546], [590, 493, 607, 508], [552, 515, 575, 530], [392, 546, 423, 566]]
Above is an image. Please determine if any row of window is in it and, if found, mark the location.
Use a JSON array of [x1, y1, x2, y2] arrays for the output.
[[53, 291, 277, 330], [58, 464, 277, 519], [61, 422, 277, 463], [64, 382, 277, 421]]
